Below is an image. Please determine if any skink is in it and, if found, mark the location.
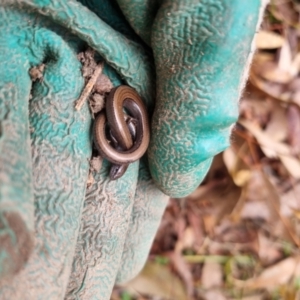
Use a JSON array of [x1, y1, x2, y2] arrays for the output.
[[93, 85, 150, 179]]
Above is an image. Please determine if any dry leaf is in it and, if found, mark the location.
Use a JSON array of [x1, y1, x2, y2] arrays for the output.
[[233, 256, 300, 290], [223, 147, 237, 175], [290, 53, 300, 77], [124, 261, 188, 300], [287, 77, 300, 106], [187, 210, 204, 249], [223, 146, 251, 184], [270, 0, 299, 25], [215, 222, 257, 245], [239, 119, 300, 179], [233, 169, 252, 187], [257, 232, 282, 265], [280, 183, 300, 217], [260, 62, 292, 84], [223, 144, 253, 188], [204, 290, 227, 300], [249, 72, 287, 101], [258, 172, 300, 243], [278, 41, 293, 75], [202, 183, 242, 229], [178, 227, 195, 251], [287, 104, 300, 154], [240, 201, 270, 221], [238, 119, 289, 157], [255, 30, 285, 49], [279, 155, 300, 179], [264, 103, 288, 142], [169, 252, 194, 298], [201, 262, 223, 289]]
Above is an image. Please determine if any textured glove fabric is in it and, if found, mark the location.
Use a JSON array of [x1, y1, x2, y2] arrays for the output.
[[0, 0, 262, 299], [148, 0, 261, 197], [0, 7, 91, 298]]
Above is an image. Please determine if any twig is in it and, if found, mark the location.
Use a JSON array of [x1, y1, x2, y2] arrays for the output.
[[75, 62, 104, 111]]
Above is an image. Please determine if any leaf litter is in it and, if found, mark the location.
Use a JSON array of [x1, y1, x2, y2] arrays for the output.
[[113, 2, 300, 299]]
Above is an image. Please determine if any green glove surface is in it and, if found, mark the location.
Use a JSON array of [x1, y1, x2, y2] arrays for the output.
[[0, 0, 262, 299]]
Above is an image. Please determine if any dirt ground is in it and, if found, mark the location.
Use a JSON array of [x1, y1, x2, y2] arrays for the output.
[[113, 1, 300, 299]]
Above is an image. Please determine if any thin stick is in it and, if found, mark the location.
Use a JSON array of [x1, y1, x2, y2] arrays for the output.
[[75, 62, 104, 111]]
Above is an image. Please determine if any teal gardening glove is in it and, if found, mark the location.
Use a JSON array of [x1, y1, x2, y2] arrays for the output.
[[0, 0, 263, 299]]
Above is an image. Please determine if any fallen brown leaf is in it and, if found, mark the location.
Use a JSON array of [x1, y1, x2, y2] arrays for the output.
[[201, 262, 223, 289], [203, 290, 227, 300], [255, 30, 285, 49], [257, 232, 282, 266], [287, 104, 300, 154], [232, 256, 300, 290], [169, 252, 194, 298], [123, 261, 188, 300]]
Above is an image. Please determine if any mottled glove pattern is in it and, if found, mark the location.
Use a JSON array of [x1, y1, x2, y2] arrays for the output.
[[0, 0, 262, 299]]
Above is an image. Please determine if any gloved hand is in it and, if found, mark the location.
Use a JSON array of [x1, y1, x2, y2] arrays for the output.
[[0, 0, 263, 299]]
